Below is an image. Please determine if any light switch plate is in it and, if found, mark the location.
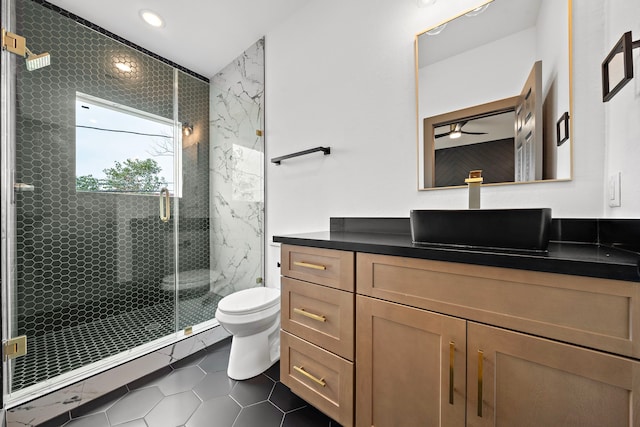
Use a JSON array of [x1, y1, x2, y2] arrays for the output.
[[608, 172, 621, 207]]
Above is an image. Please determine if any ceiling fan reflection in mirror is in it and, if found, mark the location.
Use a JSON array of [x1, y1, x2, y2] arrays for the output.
[[435, 121, 488, 139]]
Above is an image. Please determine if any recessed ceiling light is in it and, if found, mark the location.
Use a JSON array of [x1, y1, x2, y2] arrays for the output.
[[139, 9, 164, 28], [417, 0, 437, 7]]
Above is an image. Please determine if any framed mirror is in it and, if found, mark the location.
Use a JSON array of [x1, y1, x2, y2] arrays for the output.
[[416, 0, 572, 189]]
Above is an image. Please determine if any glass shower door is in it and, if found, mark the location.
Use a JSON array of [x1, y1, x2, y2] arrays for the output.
[[2, 0, 183, 402]]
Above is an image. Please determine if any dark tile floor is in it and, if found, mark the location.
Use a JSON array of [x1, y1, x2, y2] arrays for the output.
[[60, 338, 341, 427]]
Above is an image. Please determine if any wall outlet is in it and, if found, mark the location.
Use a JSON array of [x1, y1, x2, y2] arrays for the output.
[[608, 172, 621, 207]]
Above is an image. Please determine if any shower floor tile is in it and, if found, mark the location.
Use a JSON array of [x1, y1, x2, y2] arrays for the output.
[[62, 339, 342, 427], [11, 292, 223, 391]]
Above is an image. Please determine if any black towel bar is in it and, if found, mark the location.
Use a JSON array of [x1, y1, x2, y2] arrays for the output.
[[271, 147, 331, 165]]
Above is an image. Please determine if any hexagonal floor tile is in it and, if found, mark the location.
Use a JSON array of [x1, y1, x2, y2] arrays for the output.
[[193, 370, 236, 402], [105, 387, 164, 425], [229, 374, 275, 406], [111, 419, 147, 427], [282, 405, 334, 427], [233, 401, 283, 427], [198, 348, 231, 373], [264, 362, 280, 382], [269, 382, 306, 412], [156, 365, 206, 396], [144, 390, 201, 427], [185, 395, 241, 427]]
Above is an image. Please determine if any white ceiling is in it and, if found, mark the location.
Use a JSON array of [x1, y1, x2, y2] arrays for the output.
[[417, 0, 543, 68], [46, 0, 313, 78]]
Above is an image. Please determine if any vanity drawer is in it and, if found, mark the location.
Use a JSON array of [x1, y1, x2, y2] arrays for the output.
[[281, 245, 354, 291], [281, 331, 354, 427], [357, 253, 640, 358], [281, 277, 354, 360]]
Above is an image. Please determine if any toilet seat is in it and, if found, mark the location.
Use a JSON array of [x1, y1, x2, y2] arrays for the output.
[[217, 287, 280, 315]]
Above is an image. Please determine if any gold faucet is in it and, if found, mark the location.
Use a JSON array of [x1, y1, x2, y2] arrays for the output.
[[465, 170, 483, 209]]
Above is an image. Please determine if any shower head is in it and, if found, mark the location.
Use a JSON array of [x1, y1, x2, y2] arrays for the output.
[[2, 30, 50, 71], [25, 47, 50, 71]]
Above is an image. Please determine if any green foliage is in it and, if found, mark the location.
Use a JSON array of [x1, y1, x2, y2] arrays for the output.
[[76, 158, 168, 193], [76, 174, 101, 192]]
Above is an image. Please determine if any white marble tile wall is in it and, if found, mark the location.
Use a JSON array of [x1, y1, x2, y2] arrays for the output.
[[209, 39, 265, 294]]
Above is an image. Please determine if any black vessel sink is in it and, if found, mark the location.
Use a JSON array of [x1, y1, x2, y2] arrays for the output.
[[410, 208, 552, 252]]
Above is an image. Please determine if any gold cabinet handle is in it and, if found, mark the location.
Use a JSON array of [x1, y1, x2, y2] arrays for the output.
[[477, 350, 484, 417], [293, 261, 326, 271], [293, 308, 327, 322], [293, 365, 326, 387], [449, 342, 455, 405], [159, 187, 170, 222]]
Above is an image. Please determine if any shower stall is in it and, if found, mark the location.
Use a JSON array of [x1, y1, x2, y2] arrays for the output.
[[1, 0, 264, 408]]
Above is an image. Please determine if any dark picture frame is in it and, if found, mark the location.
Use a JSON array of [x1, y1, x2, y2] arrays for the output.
[[556, 112, 570, 146], [602, 31, 636, 102]]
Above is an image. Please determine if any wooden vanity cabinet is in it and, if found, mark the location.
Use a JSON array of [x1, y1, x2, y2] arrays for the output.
[[356, 253, 640, 427], [355, 295, 466, 427], [467, 322, 640, 427], [280, 245, 355, 427], [279, 245, 640, 426]]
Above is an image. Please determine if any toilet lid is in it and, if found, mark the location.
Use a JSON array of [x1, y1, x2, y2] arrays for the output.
[[217, 287, 280, 315], [162, 269, 219, 285]]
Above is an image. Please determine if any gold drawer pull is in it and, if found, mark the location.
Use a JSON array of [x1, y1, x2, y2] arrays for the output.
[[477, 350, 484, 417], [293, 365, 326, 387], [293, 308, 327, 322], [449, 341, 455, 405], [293, 261, 327, 271]]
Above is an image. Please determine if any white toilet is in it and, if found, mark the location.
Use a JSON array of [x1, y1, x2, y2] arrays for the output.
[[215, 287, 281, 380]]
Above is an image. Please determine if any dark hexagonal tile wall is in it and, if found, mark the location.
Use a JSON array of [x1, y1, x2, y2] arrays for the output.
[[12, 0, 211, 391]]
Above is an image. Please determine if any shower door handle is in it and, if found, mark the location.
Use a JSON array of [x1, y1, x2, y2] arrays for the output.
[[159, 188, 170, 222], [14, 183, 35, 192]]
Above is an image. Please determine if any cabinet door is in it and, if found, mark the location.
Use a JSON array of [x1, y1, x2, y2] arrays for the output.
[[356, 296, 466, 427], [467, 322, 640, 427]]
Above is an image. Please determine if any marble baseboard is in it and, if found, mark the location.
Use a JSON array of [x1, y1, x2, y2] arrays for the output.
[[6, 326, 230, 427]]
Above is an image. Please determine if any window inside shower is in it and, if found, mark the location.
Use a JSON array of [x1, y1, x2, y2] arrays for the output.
[[75, 93, 182, 196]]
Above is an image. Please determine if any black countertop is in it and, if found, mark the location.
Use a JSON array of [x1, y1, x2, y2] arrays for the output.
[[273, 230, 640, 283]]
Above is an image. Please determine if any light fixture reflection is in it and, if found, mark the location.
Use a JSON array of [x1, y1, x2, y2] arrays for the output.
[[182, 123, 193, 136], [426, 23, 447, 36], [115, 62, 132, 72], [465, 3, 491, 17]]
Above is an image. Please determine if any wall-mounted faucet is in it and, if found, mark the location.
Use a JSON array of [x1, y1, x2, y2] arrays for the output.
[[465, 170, 483, 209]]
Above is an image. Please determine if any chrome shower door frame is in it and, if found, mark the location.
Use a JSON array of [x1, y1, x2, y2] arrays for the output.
[[1, 0, 19, 408]]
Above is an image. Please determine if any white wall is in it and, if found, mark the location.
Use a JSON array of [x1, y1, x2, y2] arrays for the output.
[[420, 28, 536, 118], [603, 0, 640, 216], [537, 0, 571, 179], [265, 0, 612, 286]]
